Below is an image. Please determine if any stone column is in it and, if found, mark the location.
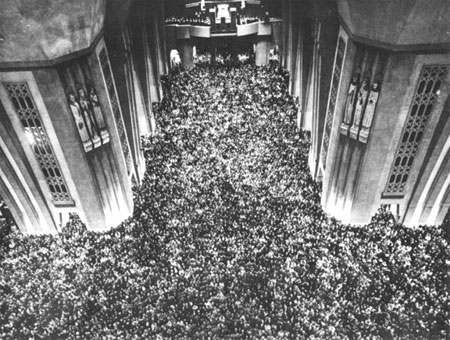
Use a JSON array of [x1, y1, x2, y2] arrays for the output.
[[286, 0, 294, 75], [153, 10, 166, 78], [180, 40, 194, 69], [255, 39, 269, 66], [281, 0, 288, 68], [294, 24, 304, 129], [158, 0, 169, 75], [145, 22, 162, 102], [0, 116, 54, 234]]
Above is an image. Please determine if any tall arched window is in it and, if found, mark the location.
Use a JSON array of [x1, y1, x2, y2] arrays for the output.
[[384, 65, 449, 195], [3, 83, 72, 204]]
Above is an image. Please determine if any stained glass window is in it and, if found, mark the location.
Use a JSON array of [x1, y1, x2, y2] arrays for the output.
[[385, 65, 449, 194], [3, 83, 72, 204]]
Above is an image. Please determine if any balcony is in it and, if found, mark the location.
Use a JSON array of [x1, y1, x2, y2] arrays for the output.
[[185, 1, 261, 8], [166, 18, 281, 39]]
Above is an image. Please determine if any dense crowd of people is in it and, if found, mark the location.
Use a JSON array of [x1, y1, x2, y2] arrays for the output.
[[0, 62, 449, 339], [237, 16, 260, 25], [165, 12, 268, 27], [165, 15, 263, 26], [165, 16, 211, 26]]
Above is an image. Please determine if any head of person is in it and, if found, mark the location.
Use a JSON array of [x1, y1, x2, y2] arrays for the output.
[[77, 85, 86, 99]]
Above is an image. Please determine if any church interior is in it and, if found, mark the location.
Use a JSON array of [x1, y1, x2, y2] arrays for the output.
[[0, 0, 449, 338]]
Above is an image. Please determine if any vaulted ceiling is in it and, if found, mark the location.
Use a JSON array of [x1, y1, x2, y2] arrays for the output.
[[0, 0, 106, 65], [337, 0, 450, 50]]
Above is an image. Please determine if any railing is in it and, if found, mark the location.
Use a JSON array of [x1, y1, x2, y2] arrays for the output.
[[186, 0, 261, 8], [211, 17, 237, 34], [166, 19, 279, 39]]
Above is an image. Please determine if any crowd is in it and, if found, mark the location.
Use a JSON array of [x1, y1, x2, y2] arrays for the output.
[[0, 62, 449, 339], [192, 52, 255, 68], [165, 16, 211, 26], [193, 52, 212, 65], [164, 15, 274, 27], [237, 16, 260, 25]]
